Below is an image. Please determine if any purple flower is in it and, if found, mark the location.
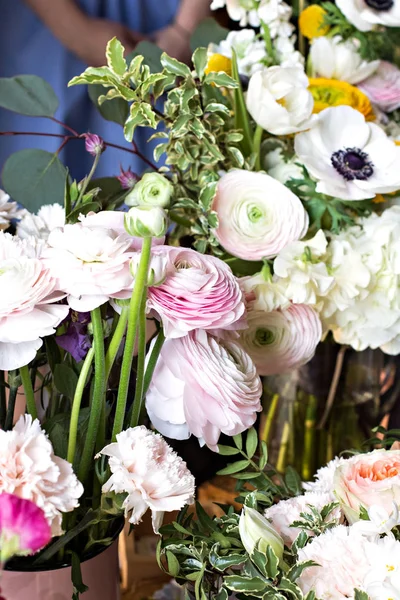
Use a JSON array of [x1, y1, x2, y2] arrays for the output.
[[84, 133, 106, 156], [0, 493, 51, 563], [117, 166, 138, 190], [57, 311, 91, 362]]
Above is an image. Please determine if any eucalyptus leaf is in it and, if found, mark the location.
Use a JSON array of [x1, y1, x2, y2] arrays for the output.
[[2, 149, 68, 210], [0, 75, 58, 117]]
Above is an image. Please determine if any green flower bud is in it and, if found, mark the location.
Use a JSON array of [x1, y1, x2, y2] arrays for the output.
[[239, 506, 284, 562], [124, 206, 168, 238], [125, 173, 173, 209]]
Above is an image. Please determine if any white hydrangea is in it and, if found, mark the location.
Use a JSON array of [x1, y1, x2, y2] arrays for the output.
[[211, 29, 267, 77], [0, 190, 23, 231]]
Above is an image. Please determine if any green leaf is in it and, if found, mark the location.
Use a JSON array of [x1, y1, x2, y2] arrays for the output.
[[246, 428, 258, 460], [259, 441, 268, 471], [54, 364, 79, 400], [231, 49, 253, 157], [204, 72, 238, 88], [233, 433, 243, 450], [355, 591, 369, 600], [209, 549, 246, 572], [70, 551, 88, 597], [279, 578, 302, 599], [166, 550, 180, 577], [251, 547, 268, 578], [69, 67, 115, 87], [287, 561, 317, 583], [217, 460, 250, 476], [88, 84, 129, 126], [224, 575, 267, 593], [127, 41, 163, 74], [196, 501, 216, 531], [2, 149, 68, 210], [217, 444, 240, 456], [172, 521, 192, 536], [67, 201, 101, 223], [190, 18, 229, 52], [0, 75, 58, 117], [205, 102, 231, 115], [161, 53, 192, 78], [265, 546, 279, 580], [106, 37, 127, 76], [192, 47, 208, 80], [285, 466, 302, 496]]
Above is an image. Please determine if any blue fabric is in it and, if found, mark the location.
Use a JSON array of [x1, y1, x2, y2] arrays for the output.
[[0, 0, 180, 181]]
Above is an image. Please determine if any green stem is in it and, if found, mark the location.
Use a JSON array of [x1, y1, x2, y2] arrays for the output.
[[5, 372, 18, 431], [261, 394, 279, 444], [142, 329, 165, 398], [130, 292, 148, 428], [112, 237, 152, 441], [262, 23, 276, 64], [0, 371, 6, 429], [105, 308, 129, 380], [253, 125, 264, 171], [20, 365, 37, 420], [78, 308, 106, 484], [67, 347, 95, 464], [76, 153, 101, 206]]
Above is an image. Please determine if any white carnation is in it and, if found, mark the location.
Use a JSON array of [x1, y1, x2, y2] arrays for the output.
[[303, 456, 347, 494], [0, 190, 23, 231], [17, 203, 65, 242], [0, 415, 83, 536]]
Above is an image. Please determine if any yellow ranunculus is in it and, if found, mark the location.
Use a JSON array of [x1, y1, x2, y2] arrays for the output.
[[204, 54, 232, 76], [299, 5, 330, 40], [308, 78, 375, 121]]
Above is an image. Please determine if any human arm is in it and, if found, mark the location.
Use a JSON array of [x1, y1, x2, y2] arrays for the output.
[[23, 0, 145, 66], [155, 0, 212, 63]]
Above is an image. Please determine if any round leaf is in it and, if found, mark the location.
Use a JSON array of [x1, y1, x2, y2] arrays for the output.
[[0, 75, 58, 117], [2, 149, 68, 211]]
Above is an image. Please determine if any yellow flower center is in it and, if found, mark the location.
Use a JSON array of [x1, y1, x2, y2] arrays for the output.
[[308, 78, 375, 121], [299, 6, 330, 40], [387, 565, 395, 572], [205, 54, 232, 76]]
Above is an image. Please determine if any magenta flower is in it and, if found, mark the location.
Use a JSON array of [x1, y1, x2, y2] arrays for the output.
[[84, 133, 106, 156], [0, 493, 51, 563], [117, 166, 138, 190]]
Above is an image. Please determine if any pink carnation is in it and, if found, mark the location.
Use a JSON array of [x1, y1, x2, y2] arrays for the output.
[[147, 247, 246, 338], [359, 61, 400, 113], [99, 426, 195, 533], [211, 170, 309, 261], [0, 232, 68, 370], [239, 304, 322, 376], [0, 493, 51, 563], [146, 329, 262, 449]]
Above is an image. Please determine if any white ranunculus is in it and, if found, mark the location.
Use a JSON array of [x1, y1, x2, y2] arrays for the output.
[[124, 206, 168, 238], [99, 426, 195, 533], [295, 105, 400, 200], [212, 169, 309, 261], [239, 506, 284, 561], [125, 173, 173, 209], [336, 0, 400, 32], [247, 66, 314, 135], [17, 203, 65, 242], [239, 304, 322, 376], [240, 273, 291, 312], [310, 35, 379, 85], [0, 190, 23, 231], [213, 29, 267, 77], [0, 233, 69, 370], [0, 415, 83, 536], [264, 147, 304, 184], [273, 230, 334, 305]]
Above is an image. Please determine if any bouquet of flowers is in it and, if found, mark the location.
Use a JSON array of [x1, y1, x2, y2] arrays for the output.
[[1, 0, 400, 596], [159, 429, 400, 600]]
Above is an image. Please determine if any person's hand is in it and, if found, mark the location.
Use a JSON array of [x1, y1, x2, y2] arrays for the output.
[[77, 18, 147, 67], [154, 24, 192, 64]]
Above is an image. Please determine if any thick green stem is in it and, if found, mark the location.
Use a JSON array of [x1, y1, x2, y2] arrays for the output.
[[261, 394, 279, 444], [112, 238, 152, 441], [129, 292, 148, 428], [105, 308, 129, 380], [5, 372, 18, 431], [20, 365, 37, 420], [253, 125, 264, 171], [142, 329, 165, 398], [78, 308, 106, 484], [0, 371, 6, 429], [67, 347, 95, 464], [76, 153, 101, 207]]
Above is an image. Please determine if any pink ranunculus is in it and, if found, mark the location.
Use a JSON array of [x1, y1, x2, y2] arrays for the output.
[[239, 304, 322, 376], [42, 213, 137, 312], [211, 170, 309, 261], [0, 232, 69, 370], [145, 329, 262, 450], [334, 449, 400, 524], [359, 61, 400, 113], [147, 247, 246, 338], [0, 493, 51, 563], [99, 426, 195, 533], [80, 211, 165, 250]]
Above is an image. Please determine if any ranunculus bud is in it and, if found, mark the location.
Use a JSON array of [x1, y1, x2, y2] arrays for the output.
[[239, 506, 284, 562], [130, 249, 169, 287], [124, 206, 168, 238], [126, 173, 173, 209], [84, 133, 106, 156]]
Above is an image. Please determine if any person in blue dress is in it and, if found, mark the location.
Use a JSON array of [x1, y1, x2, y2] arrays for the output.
[[0, 0, 210, 180]]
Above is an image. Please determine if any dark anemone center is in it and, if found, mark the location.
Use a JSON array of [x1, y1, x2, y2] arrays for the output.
[[365, 0, 394, 10], [331, 147, 374, 182]]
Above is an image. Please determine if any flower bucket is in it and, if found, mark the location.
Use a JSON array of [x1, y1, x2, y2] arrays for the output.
[[1, 541, 120, 600]]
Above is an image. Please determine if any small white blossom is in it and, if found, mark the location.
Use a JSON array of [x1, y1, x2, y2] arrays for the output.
[[0, 190, 23, 231], [17, 203, 65, 242]]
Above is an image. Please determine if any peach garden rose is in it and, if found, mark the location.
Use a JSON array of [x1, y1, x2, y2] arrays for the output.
[[334, 449, 400, 524]]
